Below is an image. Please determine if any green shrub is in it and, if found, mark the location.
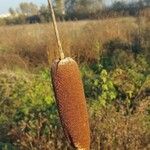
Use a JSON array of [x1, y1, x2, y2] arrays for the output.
[[0, 69, 59, 148], [81, 65, 117, 107], [0, 142, 16, 150]]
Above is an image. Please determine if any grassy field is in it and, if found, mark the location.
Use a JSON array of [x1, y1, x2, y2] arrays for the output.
[[0, 17, 150, 149], [0, 17, 140, 69]]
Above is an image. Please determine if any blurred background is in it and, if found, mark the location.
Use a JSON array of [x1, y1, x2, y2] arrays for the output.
[[0, 0, 150, 150]]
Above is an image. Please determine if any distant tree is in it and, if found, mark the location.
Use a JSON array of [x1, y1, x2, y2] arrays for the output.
[[0, 18, 6, 26], [111, 1, 126, 12], [55, 0, 65, 16], [19, 2, 39, 16], [144, 0, 150, 6], [39, 5, 51, 22], [9, 8, 16, 16], [88, 0, 104, 14], [76, 0, 92, 13], [65, 0, 104, 19], [65, 0, 76, 14]]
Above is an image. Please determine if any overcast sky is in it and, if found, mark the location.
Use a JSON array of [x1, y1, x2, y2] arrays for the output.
[[0, 0, 114, 15], [0, 0, 44, 14]]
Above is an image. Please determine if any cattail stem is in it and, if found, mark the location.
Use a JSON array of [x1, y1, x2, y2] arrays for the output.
[[47, 0, 65, 60]]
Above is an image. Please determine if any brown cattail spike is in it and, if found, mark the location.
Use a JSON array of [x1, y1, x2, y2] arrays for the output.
[[51, 57, 90, 150]]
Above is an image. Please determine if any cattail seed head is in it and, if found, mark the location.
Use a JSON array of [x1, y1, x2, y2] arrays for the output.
[[51, 57, 90, 150]]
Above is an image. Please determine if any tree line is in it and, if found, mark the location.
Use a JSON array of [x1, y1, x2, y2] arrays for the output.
[[0, 0, 149, 25]]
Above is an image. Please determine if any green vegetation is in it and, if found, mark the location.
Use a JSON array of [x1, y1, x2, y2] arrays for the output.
[[0, 17, 150, 149]]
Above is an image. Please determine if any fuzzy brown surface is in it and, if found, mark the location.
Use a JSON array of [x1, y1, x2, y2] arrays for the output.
[[51, 57, 90, 150]]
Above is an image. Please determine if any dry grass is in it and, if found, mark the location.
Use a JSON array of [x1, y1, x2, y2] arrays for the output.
[[90, 100, 150, 150], [0, 17, 143, 69]]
